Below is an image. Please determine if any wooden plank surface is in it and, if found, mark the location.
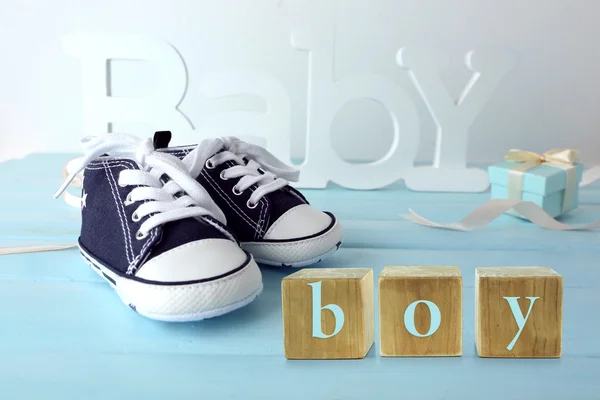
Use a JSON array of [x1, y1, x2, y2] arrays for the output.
[[1, 153, 599, 399]]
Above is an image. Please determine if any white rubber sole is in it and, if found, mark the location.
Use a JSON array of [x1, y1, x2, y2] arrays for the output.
[[240, 218, 343, 267], [79, 245, 263, 322]]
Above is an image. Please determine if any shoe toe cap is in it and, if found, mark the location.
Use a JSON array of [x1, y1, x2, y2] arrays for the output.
[[135, 239, 250, 283], [263, 204, 333, 240]]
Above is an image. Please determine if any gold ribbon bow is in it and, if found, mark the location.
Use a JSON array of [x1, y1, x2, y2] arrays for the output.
[[505, 148, 580, 168], [504, 148, 580, 215]]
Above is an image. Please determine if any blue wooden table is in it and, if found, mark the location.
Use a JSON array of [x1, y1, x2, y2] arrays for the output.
[[1, 154, 599, 399]]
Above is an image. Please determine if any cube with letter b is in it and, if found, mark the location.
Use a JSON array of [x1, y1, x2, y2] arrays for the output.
[[281, 268, 374, 359], [475, 267, 563, 358], [378, 266, 463, 356]]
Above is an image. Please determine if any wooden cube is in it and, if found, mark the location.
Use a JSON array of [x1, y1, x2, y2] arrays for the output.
[[281, 268, 374, 359], [378, 266, 462, 357], [475, 267, 563, 358]]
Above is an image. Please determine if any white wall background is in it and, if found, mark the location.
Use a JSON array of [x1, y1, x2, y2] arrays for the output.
[[1, 0, 599, 165]]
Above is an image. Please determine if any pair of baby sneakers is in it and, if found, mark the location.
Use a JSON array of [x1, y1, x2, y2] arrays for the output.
[[54, 132, 343, 322]]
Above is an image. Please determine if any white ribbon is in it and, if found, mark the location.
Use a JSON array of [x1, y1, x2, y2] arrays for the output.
[[579, 166, 600, 187], [402, 166, 600, 231]]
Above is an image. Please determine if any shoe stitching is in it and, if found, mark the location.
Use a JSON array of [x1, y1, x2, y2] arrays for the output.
[[89, 159, 140, 166], [86, 162, 137, 170], [94, 160, 158, 274], [103, 161, 135, 263], [255, 199, 265, 240], [222, 160, 268, 240], [201, 169, 261, 232], [113, 160, 159, 275], [247, 185, 268, 240], [85, 159, 198, 275], [259, 193, 269, 239], [128, 227, 158, 274]]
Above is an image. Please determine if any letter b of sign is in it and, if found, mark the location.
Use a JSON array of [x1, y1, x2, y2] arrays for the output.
[[308, 281, 345, 338]]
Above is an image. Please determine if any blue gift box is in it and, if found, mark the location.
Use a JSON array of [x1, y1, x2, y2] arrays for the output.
[[488, 161, 585, 218]]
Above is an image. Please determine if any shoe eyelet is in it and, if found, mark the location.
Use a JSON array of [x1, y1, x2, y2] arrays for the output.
[[205, 159, 215, 169], [136, 230, 147, 240], [246, 200, 257, 209], [132, 212, 141, 222], [124, 193, 133, 206], [232, 186, 243, 196], [220, 170, 229, 180]]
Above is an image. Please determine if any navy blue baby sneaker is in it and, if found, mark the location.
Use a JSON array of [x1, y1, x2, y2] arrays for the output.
[[155, 132, 344, 268], [54, 133, 263, 322]]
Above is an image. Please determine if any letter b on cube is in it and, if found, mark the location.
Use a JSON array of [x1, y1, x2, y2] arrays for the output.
[[475, 267, 563, 358], [281, 268, 374, 359], [379, 266, 463, 356]]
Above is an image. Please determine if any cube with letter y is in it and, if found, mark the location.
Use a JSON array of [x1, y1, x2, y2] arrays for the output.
[[475, 267, 563, 358], [378, 266, 463, 356], [281, 268, 374, 359]]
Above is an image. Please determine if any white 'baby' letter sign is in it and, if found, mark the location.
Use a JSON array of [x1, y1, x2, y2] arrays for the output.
[[398, 47, 517, 192], [61, 28, 518, 192]]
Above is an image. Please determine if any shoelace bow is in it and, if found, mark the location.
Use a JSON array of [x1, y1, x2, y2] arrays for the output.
[[54, 133, 228, 239], [184, 137, 300, 207]]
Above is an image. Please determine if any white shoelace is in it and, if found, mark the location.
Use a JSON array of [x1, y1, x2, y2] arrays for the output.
[[54, 133, 228, 240], [184, 137, 300, 207], [1, 135, 295, 256]]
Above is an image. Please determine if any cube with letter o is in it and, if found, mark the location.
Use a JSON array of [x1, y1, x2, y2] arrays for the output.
[[378, 266, 463, 357]]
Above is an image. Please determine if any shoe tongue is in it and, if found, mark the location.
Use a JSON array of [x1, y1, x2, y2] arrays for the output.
[[153, 131, 172, 149]]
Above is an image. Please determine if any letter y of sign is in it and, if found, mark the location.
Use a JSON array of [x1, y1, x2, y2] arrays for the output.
[[398, 47, 517, 192]]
